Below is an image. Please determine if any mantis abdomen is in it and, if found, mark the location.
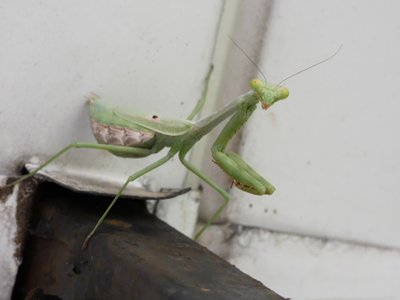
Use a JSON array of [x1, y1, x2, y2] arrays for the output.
[[90, 119, 156, 149]]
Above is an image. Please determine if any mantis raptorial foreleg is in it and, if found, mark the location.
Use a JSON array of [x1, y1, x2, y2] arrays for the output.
[[211, 93, 275, 195]]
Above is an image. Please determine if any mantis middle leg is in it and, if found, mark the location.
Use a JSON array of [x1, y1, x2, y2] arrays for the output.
[[179, 146, 230, 240], [212, 103, 276, 195], [186, 65, 213, 121], [83, 148, 178, 248]]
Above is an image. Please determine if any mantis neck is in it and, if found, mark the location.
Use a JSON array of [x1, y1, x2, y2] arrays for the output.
[[195, 91, 258, 138]]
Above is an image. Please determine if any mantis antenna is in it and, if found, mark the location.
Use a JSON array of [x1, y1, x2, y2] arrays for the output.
[[277, 44, 343, 86], [228, 36, 268, 83]]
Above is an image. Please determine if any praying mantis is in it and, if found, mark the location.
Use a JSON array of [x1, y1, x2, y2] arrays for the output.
[[2, 43, 340, 249], [3, 71, 288, 248]]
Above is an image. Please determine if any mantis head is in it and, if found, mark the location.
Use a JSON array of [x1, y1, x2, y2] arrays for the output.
[[250, 79, 289, 110]]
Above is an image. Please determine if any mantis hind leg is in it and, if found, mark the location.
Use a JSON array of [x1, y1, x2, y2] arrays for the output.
[[178, 150, 230, 240], [2, 142, 154, 188], [82, 148, 178, 248]]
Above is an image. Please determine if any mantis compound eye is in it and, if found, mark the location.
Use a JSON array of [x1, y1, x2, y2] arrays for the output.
[[249, 79, 263, 91], [276, 87, 289, 100]]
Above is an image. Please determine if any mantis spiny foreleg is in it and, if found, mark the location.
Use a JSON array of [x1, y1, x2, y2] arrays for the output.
[[211, 94, 275, 195]]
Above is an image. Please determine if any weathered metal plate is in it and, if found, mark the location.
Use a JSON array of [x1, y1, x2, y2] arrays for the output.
[[12, 183, 285, 300], [25, 162, 190, 200]]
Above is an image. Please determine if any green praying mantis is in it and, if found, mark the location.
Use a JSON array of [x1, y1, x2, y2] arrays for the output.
[[3, 42, 341, 248]]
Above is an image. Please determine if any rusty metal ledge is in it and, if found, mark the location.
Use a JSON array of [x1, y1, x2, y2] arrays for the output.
[[12, 183, 285, 300]]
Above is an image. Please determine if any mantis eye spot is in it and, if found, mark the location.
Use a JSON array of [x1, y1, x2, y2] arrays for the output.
[[152, 115, 159, 119]]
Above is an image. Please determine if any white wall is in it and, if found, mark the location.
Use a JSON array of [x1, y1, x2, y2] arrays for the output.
[[229, 0, 400, 250], [2, 0, 400, 299], [0, 0, 221, 191], [199, 1, 400, 299], [0, 1, 222, 298]]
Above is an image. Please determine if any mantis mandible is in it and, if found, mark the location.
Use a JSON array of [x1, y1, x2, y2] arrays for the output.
[[3, 43, 340, 248]]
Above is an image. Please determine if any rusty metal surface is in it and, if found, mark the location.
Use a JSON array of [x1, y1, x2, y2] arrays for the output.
[[12, 183, 286, 300]]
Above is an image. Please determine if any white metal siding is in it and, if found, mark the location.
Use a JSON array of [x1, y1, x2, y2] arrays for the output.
[[199, 1, 400, 299]]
